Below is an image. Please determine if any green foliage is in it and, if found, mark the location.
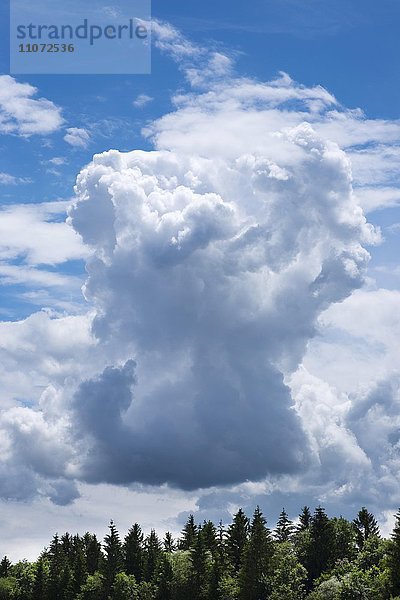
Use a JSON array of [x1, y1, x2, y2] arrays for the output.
[[169, 551, 191, 600], [339, 565, 390, 600], [124, 524, 144, 582], [239, 506, 273, 600], [357, 535, 387, 571], [48, 533, 67, 600], [32, 558, 49, 600], [201, 521, 218, 556], [189, 529, 211, 600], [2, 504, 400, 600], [102, 521, 123, 592], [155, 555, 173, 600], [9, 561, 35, 600], [331, 517, 357, 564], [179, 515, 197, 551], [76, 571, 104, 600], [217, 573, 240, 600], [226, 509, 249, 574], [0, 558, 12, 579], [83, 534, 102, 576], [0, 577, 17, 600], [353, 507, 380, 550], [267, 542, 307, 599], [308, 576, 341, 600], [108, 572, 138, 600], [388, 508, 400, 596], [72, 542, 88, 596], [305, 506, 335, 587], [137, 581, 156, 599], [163, 532, 175, 553], [143, 530, 162, 582], [297, 506, 312, 531], [274, 509, 295, 543]]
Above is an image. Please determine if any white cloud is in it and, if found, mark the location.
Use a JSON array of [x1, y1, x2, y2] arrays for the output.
[[0, 311, 97, 512], [0, 201, 88, 311], [60, 26, 399, 511], [152, 20, 234, 87], [143, 39, 400, 211], [0, 172, 31, 185], [0, 201, 88, 265], [65, 115, 375, 490], [304, 288, 400, 393], [0, 311, 95, 402], [0, 264, 79, 289], [64, 127, 90, 148], [0, 106, 377, 509], [353, 186, 400, 213], [133, 93, 154, 108], [348, 144, 400, 187], [0, 75, 63, 136], [48, 156, 67, 166], [286, 287, 400, 516]]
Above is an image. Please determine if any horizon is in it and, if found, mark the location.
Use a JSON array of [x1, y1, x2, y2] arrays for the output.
[[1, 0, 400, 564]]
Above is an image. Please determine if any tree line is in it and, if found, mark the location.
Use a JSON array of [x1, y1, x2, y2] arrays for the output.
[[2, 505, 400, 599]]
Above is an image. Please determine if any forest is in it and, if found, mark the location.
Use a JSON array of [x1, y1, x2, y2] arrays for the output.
[[1, 505, 400, 599]]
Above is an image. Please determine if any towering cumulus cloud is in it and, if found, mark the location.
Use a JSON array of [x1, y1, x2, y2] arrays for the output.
[[68, 117, 375, 489]]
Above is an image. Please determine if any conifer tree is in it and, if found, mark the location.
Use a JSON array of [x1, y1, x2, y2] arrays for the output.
[[207, 520, 228, 599], [48, 534, 65, 600], [388, 508, 400, 596], [0, 556, 11, 578], [179, 514, 198, 550], [103, 520, 123, 592], [239, 506, 273, 600], [60, 533, 73, 560], [59, 562, 74, 600], [226, 508, 249, 573], [72, 538, 88, 596], [124, 523, 144, 582], [155, 555, 174, 600], [163, 532, 175, 553], [201, 520, 218, 556], [144, 529, 162, 582], [32, 557, 49, 600], [84, 533, 102, 575], [306, 506, 334, 587], [297, 506, 312, 531], [215, 521, 228, 572], [274, 509, 294, 543], [189, 528, 209, 600], [353, 506, 380, 549]]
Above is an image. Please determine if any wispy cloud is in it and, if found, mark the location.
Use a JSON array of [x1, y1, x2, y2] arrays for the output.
[[0, 172, 31, 185], [133, 93, 154, 108], [64, 127, 90, 148], [0, 201, 88, 265], [48, 157, 68, 166], [152, 20, 234, 87], [0, 264, 80, 289]]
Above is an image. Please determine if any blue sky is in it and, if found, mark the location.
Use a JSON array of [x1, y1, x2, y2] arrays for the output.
[[1, 0, 400, 561]]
